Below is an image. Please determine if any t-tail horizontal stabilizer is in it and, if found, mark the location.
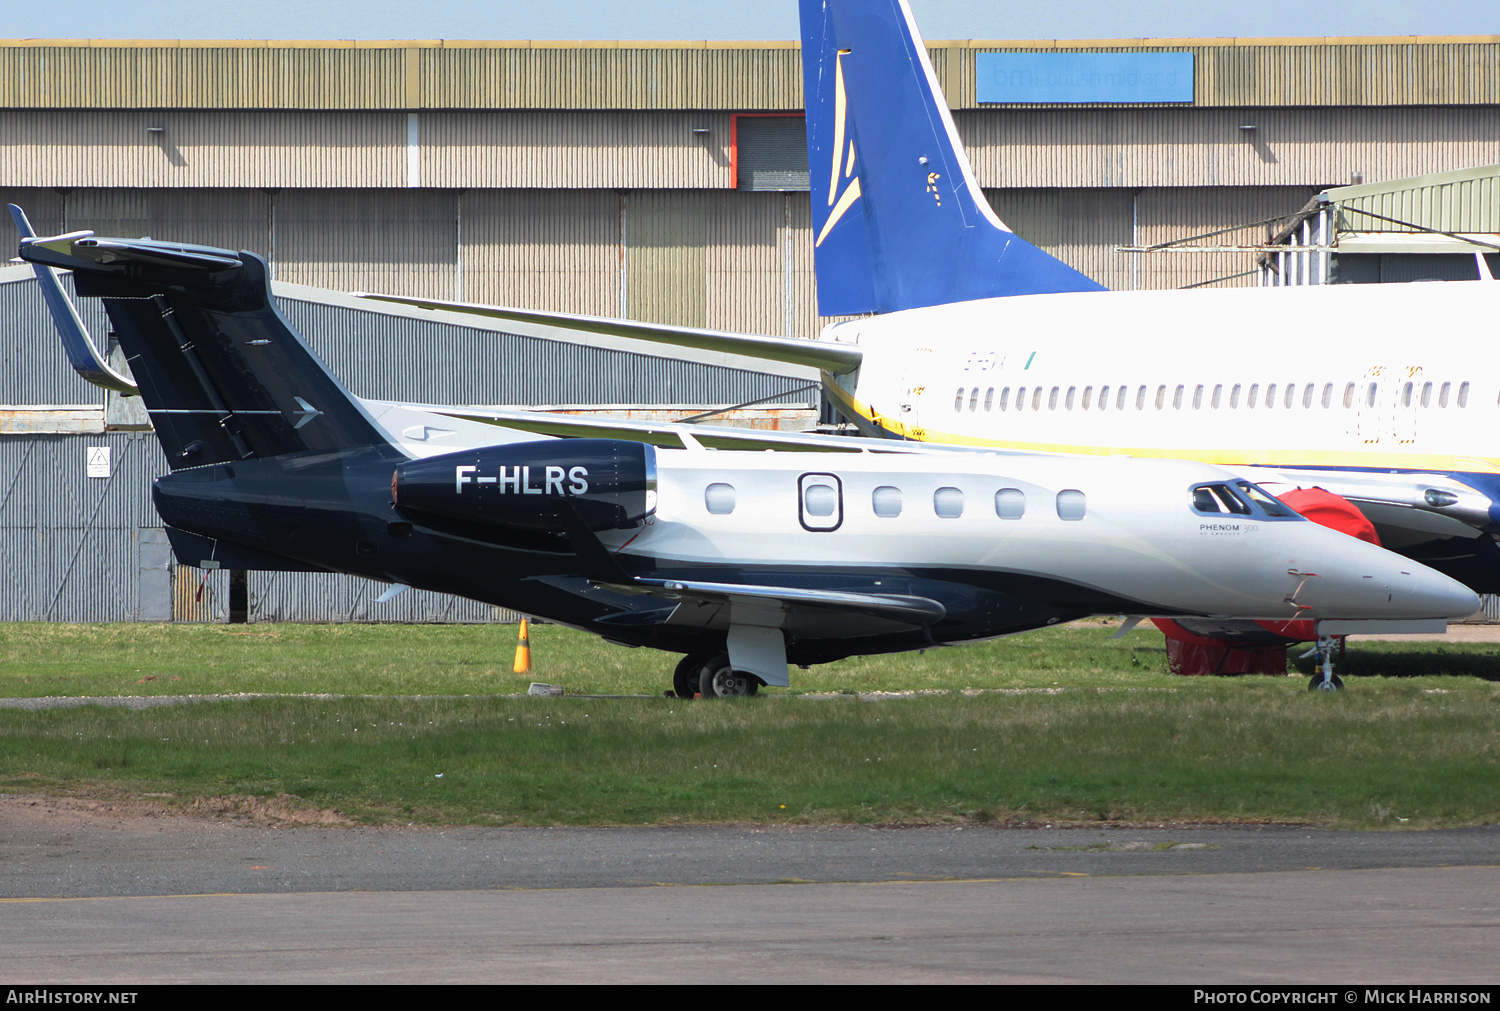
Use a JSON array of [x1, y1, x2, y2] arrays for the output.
[[16, 226, 392, 470], [9, 204, 140, 395], [799, 0, 1106, 314]]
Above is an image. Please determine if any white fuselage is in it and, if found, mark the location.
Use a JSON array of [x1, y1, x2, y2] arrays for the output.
[[606, 448, 1477, 626], [826, 279, 1498, 475]]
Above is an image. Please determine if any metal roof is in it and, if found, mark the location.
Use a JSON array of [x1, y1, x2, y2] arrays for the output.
[[2, 37, 1498, 111]]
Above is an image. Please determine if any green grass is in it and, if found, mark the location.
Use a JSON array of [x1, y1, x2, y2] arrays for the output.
[[0, 622, 1497, 828]]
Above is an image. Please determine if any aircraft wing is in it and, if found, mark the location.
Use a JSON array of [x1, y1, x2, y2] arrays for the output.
[[631, 577, 946, 626], [392, 401, 1060, 458], [351, 292, 864, 375]]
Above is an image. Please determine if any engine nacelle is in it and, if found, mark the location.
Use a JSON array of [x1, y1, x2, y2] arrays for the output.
[[393, 439, 656, 533]]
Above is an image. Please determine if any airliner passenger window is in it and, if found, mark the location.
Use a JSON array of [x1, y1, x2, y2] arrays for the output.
[[1459, 382, 1470, 407], [969, 387, 980, 411], [1098, 385, 1110, 409], [995, 488, 1025, 519], [1015, 386, 1026, 410], [1154, 385, 1167, 410], [1136, 386, 1147, 410], [1116, 386, 1128, 410], [1401, 382, 1413, 407], [1230, 384, 1241, 408], [1266, 383, 1278, 407], [1284, 383, 1295, 408], [999, 387, 1011, 410], [1173, 385, 1184, 409], [1303, 384, 1315, 408], [804, 483, 837, 517], [934, 487, 964, 519], [1248, 384, 1259, 408], [1056, 489, 1087, 521], [1066, 386, 1076, 410], [954, 388, 964, 411], [872, 486, 902, 518], [705, 483, 736, 515], [1368, 383, 1380, 408], [1211, 384, 1221, 409], [1343, 383, 1355, 408], [1322, 383, 1333, 408], [1439, 382, 1450, 407], [1032, 388, 1044, 411], [1193, 385, 1204, 409], [1081, 386, 1092, 410], [1048, 387, 1060, 410], [1421, 382, 1433, 407], [984, 387, 995, 411]]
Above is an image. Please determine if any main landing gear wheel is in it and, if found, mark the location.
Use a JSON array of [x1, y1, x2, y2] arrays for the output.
[[673, 654, 710, 699], [699, 654, 760, 698]]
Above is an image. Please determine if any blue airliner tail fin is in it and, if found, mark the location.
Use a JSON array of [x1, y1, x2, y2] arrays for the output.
[[799, 0, 1106, 315]]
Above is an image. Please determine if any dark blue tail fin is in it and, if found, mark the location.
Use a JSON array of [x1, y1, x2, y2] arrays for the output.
[[16, 226, 390, 469], [799, 0, 1105, 315]]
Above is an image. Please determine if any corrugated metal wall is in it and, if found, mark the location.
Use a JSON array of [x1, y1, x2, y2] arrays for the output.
[[7, 107, 1499, 193], [957, 107, 1500, 190], [6, 40, 1500, 112]]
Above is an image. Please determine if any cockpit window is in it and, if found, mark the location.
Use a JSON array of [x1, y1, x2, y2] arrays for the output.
[[1189, 481, 1300, 520], [1191, 484, 1252, 515], [1234, 481, 1298, 518]]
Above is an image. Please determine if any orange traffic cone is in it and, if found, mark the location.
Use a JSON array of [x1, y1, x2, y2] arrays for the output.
[[513, 618, 531, 674]]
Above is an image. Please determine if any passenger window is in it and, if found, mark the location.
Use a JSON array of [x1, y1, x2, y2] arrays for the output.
[[1048, 387, 1060, 410], [705, 483, 736, 515], [1135, 386, 1147, 410], [1422, 382, 1433, 407], [1368, 382, 1380, 408], [1439, 382, 1450, 407], [969, 387, 980, 411], [804, 483, 837, 517], [872, 486, 902, 518], [934, 487, 964, 519], [1155, 385, 1167, 410], [999, 387, 1011, 410], [1116, 386, 1128, 410], [954, 388, 964, 411], [1032, 387, 1044, 411], [1401, 382, 1413, 408], [984, 387, 995, 411], [1247, 383, 1259, 408], [1459, 381, 1470, 407], [995, 488, 1025, 519], [1098, 385, 1110, 409], [1230, 384, 1241, 408], [1321, 383, 1333, 408], [1015, 386, 1026, 411], [1266, 383, 1277, 407], [1081, 386, 1091, 410], [1303, 384, 1315, 408], [1056, 489, 1087, 521], [1284, 383, 1295, 409], [1065, 386, 1076, 410]]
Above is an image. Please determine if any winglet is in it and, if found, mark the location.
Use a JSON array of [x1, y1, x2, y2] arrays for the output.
[[9, 204, 140, 396], [798, 0, 1106, 315]]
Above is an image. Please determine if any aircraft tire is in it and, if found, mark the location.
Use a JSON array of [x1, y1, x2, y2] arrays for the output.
[[673, 654, 710, 698], [699, 654, 760, 699], [1308, 673, 1345, 692]]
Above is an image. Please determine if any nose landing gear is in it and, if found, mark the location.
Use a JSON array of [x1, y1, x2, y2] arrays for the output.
[[1303, 634, 1345, 692]]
